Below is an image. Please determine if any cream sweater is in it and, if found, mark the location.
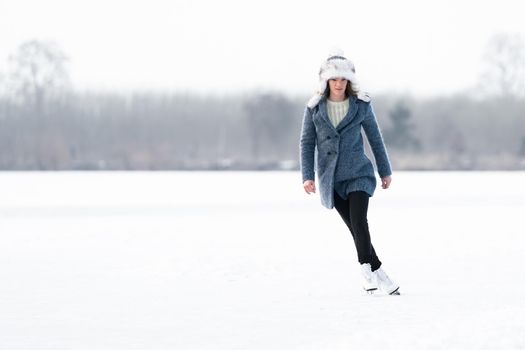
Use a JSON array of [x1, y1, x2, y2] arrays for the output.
[[326, 98, 349, 128]]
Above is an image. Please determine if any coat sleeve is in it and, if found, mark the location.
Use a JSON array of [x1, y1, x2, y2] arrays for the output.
[[299, 106, 317, 182], [362, 103, 392, 178]]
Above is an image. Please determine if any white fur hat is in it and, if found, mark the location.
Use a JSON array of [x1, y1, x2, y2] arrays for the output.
[[307, 48, 359, 108]]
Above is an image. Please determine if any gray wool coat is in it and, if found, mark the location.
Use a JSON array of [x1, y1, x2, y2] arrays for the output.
[[300, 94, 392, 209]]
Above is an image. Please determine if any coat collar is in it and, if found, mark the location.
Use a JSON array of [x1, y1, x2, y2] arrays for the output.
[[318, 95, 359, 132]]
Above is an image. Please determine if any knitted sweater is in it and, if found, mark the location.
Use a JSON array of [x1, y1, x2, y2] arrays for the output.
[[326, 98, 349, 128]]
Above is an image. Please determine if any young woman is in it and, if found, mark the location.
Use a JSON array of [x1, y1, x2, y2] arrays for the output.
[[300, 49, 400, 295]]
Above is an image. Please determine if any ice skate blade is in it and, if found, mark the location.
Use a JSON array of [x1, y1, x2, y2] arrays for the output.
[[389, 288, 401, 296], [364, 288, 377, 295]]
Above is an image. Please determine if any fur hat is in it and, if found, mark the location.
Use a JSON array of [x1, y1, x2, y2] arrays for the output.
[[307, 48, 361, 109]]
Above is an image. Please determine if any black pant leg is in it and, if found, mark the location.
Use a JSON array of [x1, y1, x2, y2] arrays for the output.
[[333, 191, 357, 241], [347, 191, 382, 271], [334, 190, 382, 271]]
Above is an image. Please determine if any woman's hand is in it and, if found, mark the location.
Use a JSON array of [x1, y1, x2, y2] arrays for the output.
[[303, 180, 316, 194], [381, 176, 392, 189]]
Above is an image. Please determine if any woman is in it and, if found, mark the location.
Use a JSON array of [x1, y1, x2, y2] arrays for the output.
[[300, 49, 400, 295]]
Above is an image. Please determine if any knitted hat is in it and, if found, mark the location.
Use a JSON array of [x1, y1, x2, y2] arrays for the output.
[[307, 48, 359, 108]]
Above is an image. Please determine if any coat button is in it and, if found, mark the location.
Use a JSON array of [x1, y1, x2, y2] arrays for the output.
[[334, 151, 337, 154], [335, 135, 339, 138], [327, 136, 331, 140], [327, 151, 331, 155]]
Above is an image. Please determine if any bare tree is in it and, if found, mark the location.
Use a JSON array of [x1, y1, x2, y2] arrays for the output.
[[479, 33, 525, 97], [7, 40, 70, 112]]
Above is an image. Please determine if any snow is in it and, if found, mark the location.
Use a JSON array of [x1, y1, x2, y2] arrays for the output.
[[0, 171, 524, 349]]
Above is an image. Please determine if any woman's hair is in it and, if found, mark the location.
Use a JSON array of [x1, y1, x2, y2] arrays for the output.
[[323, 79, 359, 98]]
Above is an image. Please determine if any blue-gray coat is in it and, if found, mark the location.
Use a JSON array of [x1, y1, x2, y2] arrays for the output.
[[300, 94, 392, 209]]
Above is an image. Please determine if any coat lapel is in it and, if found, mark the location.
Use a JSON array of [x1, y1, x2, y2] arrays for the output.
[[317, 98, 337, 132]]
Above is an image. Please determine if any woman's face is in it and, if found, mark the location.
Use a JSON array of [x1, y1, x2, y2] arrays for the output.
[[328, 78, 347, 98]]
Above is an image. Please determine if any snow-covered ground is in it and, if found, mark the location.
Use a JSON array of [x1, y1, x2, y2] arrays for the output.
[[0, 171, 524, 350]]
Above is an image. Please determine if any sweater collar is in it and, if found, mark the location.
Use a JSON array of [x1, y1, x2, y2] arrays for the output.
[[319, 95, 359, 131]]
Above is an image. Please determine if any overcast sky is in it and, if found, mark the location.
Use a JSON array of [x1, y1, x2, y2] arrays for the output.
[[1, 0, 524, 97]]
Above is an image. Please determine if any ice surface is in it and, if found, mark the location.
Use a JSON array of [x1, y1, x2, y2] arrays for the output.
[[1, 171, 524, 349]]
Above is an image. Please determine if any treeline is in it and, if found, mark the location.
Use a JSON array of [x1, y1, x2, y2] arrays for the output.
[[376, 94, 525, 170], [1, 90, 524, 171], [1, 38, 525, 171], [0, 91, 304, 170]]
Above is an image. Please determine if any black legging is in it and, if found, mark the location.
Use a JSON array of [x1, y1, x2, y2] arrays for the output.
[[333, 190, 382, 271]]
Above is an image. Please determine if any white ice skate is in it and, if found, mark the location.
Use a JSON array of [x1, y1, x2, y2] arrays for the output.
[[360, 263, 379, 294], [374, 267, 400, 295]]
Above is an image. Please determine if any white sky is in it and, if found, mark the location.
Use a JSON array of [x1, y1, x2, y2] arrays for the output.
[[1, 0, 524, 97]]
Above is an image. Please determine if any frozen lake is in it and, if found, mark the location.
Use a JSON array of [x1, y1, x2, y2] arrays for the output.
[[0, 171, 524, 349]]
